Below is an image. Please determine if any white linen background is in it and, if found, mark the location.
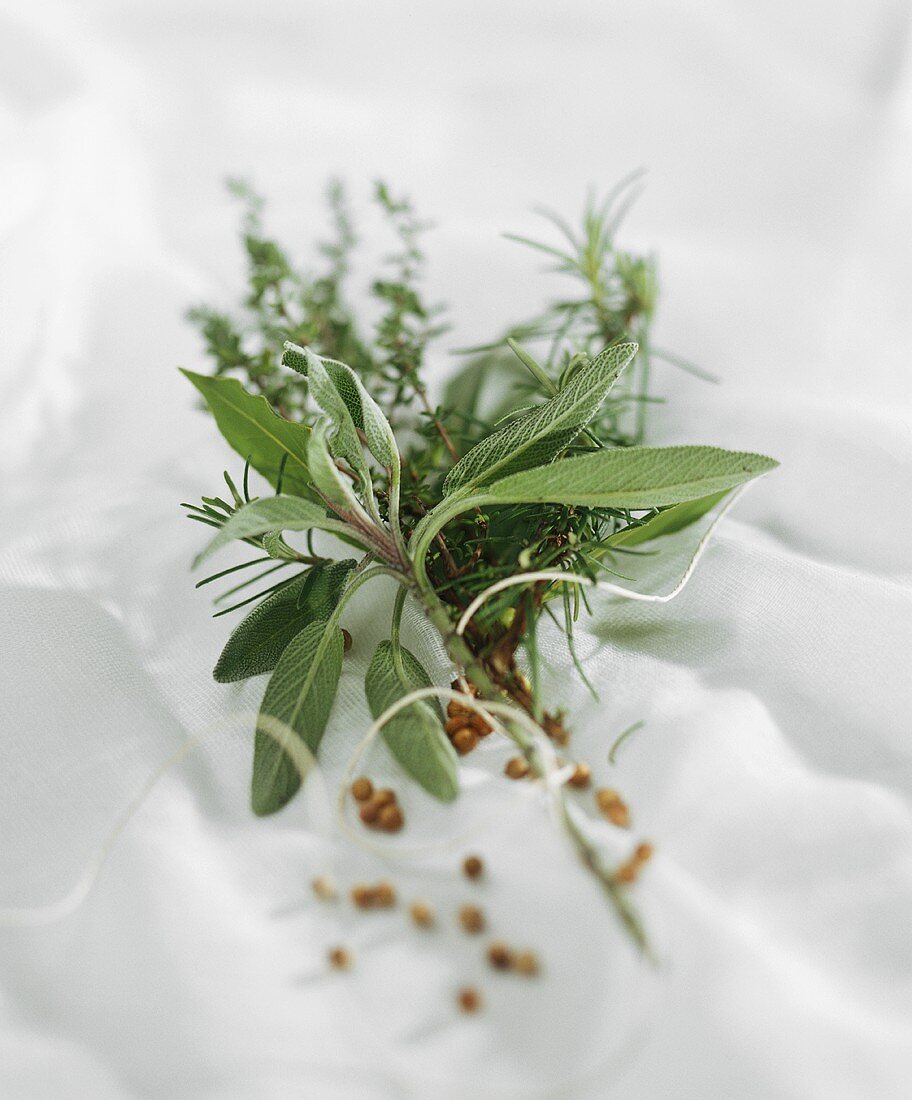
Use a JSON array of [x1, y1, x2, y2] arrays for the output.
[[1, 0, 912, 1096]]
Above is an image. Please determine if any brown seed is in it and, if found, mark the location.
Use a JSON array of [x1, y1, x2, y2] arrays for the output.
[[373, 788, 396, 808], [504, 756, 530, 780], [462, 855, 484, 881], [373, 881, 397, 907], [351, 776, 373, 802], [409, 901, 435, 928], [635, 842, 654, 863], [457, 986, 482, 1013], [458, 904, 485, 935], [341, 628, 353, 652], [311, 875, 337, 901], [468, 713, 493, 736], [377, 803, 404, 833], [351, 885, 373, 909], [567, 762, 592, 789], [359, 799, 381, 825], [445, 715, 468, 735], [595, 787, 630, 828], [451, 677, 478, 697], [447, 699, 473, 720], [514, 950, 540, 977], [486, 941, 513, 970], [451, 727, 479, 755], [328, 946, 351, 970]]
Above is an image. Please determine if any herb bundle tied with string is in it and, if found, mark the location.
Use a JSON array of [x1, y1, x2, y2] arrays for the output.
[[181, 176, 777, 951]]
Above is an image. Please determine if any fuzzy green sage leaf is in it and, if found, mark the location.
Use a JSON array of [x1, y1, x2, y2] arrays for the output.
[[365, 641, 458, 802], [252, 619, 345, 815]]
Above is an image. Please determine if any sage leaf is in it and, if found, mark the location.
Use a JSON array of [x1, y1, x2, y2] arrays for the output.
[[213, 560, 355, 682], [284, 342, 396, 466], [442, 342, 637, 494], [307, 422, 363, 513], [252, 620, 344, 815], [480, 446, 777, 510], [365, 641, 458, 802], [298, 349, 370, 485], [194, 495, 355, 567], [181, 369, 313, 498], [604, 489, 731, 547]]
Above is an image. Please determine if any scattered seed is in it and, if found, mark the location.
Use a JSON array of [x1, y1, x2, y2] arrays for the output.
[[458, 904, 486, 934], [445, 715, 468, 735], [341, 628, 353, 652], [409, 901, 435, 928], [311, 875, 337, 902], [463, 855, 484, 881], [378, 803, 404, 832], [373, 881, 397, 907], [616, 841, 654, 884], [351, 882, 397, 909], [351, 776, 373, 802], [457, 986, 482, 1013], [359, 800, 381, 825], [514, 950, 540, 977], [328, 946, 351, 970], [468, 713, 493, 736], [595, 787, 630, 828], [451, 726, 479, 755], [373, 788, 396, 808], [504, 756, 530, 780], [568, 762, 591, 789], [486, 941, 513, 970], [447, 700, 473, 720]]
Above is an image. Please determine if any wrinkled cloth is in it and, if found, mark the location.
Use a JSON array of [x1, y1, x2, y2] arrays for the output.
[[2, 1, 912, 1096]]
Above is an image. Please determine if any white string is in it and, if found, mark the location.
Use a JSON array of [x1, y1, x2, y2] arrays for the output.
[[0, 735, 197, 928], [455, 483, 750, 636]]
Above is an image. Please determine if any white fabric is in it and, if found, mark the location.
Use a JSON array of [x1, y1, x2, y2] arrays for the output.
[[2, 1, 912, 1095]]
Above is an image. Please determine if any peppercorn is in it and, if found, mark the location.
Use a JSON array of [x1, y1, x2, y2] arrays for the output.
[[514, 950, 540, 977], [377, 803, 404, 832], [351, 776, 373, 802], [462, 855, 484, 881], [451, 727, 479, 755], [409, 901, 435, 928], [458, 904, 485, 934], [341, 628, 353, 652], [457, 986, 482, 1013], [567, 762, 591, 789], [373, 788, 396, 808], [486, 941, 513, 970], [504, 756, 530, 780], [595, 787, 630, 828], [311, 875, 337, 901], [328, 946, 351, 970]]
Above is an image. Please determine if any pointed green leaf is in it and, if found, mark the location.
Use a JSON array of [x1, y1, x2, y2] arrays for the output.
[[307, 422, 362, 512], [193, 495, 355, 567], [442, 342, 637, 494], [365, 641, 458, 803], [181, 369, 314, 498], [480, 446, 778, 509], [213, 560, 356, 683], [252, 620, 344, 815], [604, 489, 731, 547]]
